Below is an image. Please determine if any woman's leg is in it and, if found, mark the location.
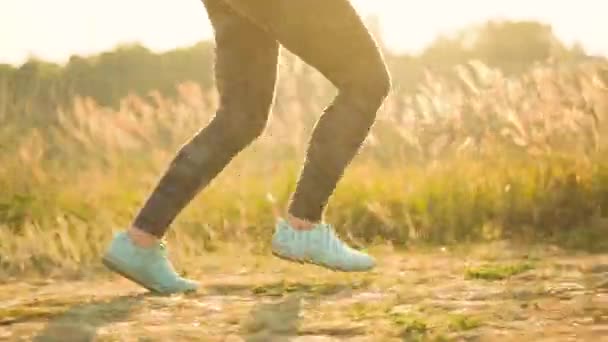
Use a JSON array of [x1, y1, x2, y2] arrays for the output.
[[223, 0, 391, 223], [222, 0, 391, 271], [103, 0, 280, 293], [132, 0, 280, 238]]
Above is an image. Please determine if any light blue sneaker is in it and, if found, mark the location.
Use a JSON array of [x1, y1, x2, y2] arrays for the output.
[[102, 232, 199, 294], [271, 219, 375, 272]]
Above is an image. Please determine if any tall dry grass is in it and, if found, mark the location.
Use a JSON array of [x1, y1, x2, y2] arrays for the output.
[[1, 59, 608, 276]]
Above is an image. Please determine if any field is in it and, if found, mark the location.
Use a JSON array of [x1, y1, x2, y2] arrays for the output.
[[1, 59, 608, 340], [1, 244, 607, 341]]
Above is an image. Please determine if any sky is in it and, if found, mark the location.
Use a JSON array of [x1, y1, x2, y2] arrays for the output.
[[1, 0, 607, 66]]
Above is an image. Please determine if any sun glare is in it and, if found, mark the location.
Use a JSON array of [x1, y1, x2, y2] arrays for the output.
[[1, 0, 606, 65]]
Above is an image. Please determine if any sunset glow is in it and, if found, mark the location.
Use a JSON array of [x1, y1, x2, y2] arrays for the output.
[[2, 0, 607, 65]]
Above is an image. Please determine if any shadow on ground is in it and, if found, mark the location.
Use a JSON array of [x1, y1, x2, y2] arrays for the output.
[[32, 294, 145, 342], [237, 290, 366, 341], [239, 294, 302, 342]]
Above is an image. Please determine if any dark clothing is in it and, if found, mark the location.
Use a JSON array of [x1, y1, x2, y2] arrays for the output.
[[134, 0, 391, 237]]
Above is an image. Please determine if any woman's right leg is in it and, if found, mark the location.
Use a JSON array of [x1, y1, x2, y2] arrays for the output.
[[222, 0, 391, 271]]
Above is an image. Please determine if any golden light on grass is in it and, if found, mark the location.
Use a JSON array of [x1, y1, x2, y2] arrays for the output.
[[1, 59, 607, 276]]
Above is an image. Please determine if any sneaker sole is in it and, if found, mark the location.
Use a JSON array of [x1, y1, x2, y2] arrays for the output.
[[102, 256, 162, 294], [271, 250, 371, 272]]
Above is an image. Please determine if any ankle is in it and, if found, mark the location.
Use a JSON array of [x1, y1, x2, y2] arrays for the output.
[[286, 213, 319, 231], [127, 226, 160, 247]]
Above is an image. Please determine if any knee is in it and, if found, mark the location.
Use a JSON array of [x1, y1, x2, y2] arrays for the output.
[[364, 64, 391, 109], [217, 104, 270, 146], [172, 105, 269, 171], [341, 63, 391, 123], [347, 58, 390, 102], [367, 64, 391, 104], [237, 113, 269, 143]]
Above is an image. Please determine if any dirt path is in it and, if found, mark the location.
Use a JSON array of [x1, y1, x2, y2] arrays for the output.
[[1, 244, 607, 341]]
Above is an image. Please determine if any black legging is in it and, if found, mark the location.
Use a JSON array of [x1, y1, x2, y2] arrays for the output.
[[134, 0, 391, 237]]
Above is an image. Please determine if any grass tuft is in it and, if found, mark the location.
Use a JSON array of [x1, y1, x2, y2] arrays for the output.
[[465, 262, 534, 280]]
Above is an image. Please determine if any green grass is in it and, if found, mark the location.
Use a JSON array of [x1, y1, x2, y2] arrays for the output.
[[447, 314, 483, 331], [391, 313, 429, 332], [465, 262, 534, 280], [2, 152, 608, 276]]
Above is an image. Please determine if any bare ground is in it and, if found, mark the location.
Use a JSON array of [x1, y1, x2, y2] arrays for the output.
[[1, 243, 607, 341]]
